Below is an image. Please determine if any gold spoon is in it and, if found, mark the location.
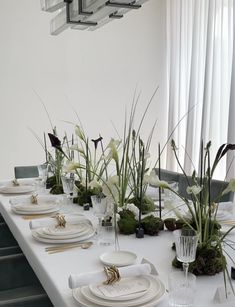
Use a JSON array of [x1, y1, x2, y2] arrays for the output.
[[46, 242, 93, 254]]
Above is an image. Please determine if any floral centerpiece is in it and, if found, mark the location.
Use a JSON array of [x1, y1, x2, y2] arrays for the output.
[[66, 125, 110, 207], [151, 140, 235, 282]]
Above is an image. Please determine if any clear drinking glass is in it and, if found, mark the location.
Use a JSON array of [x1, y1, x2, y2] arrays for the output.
[[91, 195, 110, 245], [173, 229, 198, 282], [61, 175, 75, 212], [168, 271, 196, 307], [37, 164, 48, 192]]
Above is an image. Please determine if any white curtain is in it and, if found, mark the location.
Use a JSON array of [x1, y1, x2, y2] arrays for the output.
[[166, 0, 234, 179], [227, 0, 235, 180]]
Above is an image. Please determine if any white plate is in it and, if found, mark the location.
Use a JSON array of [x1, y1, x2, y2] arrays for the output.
[[12, 203, 58, 212], [0, 185, 35, 194], [11, 206, 60, 215], [100, 251, 137, 267], [89, 276, 150, 301], [32, 226, 95, 244], [42, 223, 88, 236], [73, 275, 165, 307], [36, 224, 91, 240]]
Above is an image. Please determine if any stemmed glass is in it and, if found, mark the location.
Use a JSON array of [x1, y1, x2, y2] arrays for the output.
[[173, 229, 198, 283], [91, 195, 110, 245], [37, 164, 48, 192], [61, 175, 75, 212]]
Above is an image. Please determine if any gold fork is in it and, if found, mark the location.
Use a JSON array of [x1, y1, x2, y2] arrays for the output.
[[45, 242, 93, 254]]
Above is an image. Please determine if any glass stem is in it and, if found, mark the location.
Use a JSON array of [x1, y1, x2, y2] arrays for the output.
[[183, 262, 189, 285]]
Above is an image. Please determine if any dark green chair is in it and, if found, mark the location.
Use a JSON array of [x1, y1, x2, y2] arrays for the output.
[[157, 168, 233, 202], [0, 253, 53, 306], [14, 166, 39, 179]]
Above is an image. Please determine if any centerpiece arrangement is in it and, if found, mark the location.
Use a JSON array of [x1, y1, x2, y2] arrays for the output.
[[150, 140, 235, 284]]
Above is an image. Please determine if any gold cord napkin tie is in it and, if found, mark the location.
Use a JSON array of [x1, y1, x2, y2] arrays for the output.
[[55, 214, 66, 228], [12, 179, 20, 186], [30, 194, 38, 204], [103, 266, 120, 285]]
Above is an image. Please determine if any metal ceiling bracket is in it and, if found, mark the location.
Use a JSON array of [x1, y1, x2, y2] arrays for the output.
[[109, 12, 123, 19], [105, 1, 141, 10], [64, 0, 97, 26]]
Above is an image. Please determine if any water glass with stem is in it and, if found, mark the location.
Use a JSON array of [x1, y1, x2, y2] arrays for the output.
[[61, 174, 75, 212], [91, 195, 110, 244], [173, 228, 198, 283]]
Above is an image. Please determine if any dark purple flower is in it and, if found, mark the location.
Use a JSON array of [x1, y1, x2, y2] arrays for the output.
[[91, 136, 103, 150], [48, 133, 63, 153]]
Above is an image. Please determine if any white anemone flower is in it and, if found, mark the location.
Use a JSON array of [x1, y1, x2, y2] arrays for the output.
[[148, 170, 170, 188], [75, 125, 85, 141], [186, 185, 202, 195], [126, 203, 139, 219], [64, 162, 80, 173], [222, 179, 235, 195], [102, 176, 119, 203], [88, 179, 101, 190], [106, 138, 121, 162]]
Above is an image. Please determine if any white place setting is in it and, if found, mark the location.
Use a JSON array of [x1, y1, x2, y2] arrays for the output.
[[0, 178, 36, 194], [1, 186, 235, 307]]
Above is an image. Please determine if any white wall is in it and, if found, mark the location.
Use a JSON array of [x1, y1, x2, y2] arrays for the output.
[[0, 0, 167, 179]]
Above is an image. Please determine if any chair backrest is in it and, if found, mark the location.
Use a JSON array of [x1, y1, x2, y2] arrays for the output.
[[155, 168, 234, 202], [14, 166, 39, 179]]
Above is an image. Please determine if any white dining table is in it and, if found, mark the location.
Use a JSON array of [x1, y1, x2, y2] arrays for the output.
[[0, 192, 235, 307]]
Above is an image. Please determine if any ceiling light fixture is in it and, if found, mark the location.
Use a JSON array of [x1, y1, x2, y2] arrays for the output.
[[40, 0, 150, 35]]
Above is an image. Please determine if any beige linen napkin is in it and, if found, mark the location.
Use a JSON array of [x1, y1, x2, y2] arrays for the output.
[[68, 263, 151, 289]]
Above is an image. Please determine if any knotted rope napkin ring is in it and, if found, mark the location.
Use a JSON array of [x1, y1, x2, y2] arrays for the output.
[[30, 194, 38, 205], [55, 214, 66, 228], [12, 179, 20, 186], [103, 265, 120, 285]]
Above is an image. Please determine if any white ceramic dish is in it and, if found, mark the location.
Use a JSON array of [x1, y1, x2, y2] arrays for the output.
[[100, 251, 137, 267], [43, 224, 88, 236], [73, 276, 165, 307], [89, 276, 150, 301], [36, 224, 91, 240], [32, 227, 95, 244], [0, 185, 35, 194], [80, 275, 161, 307], [11, 206, 60, 215], [12, 203, 58, 212]]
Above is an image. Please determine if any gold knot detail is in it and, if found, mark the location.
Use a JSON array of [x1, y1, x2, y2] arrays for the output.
[[55, 214, 66, 228], [12, 179, 20, 186], [103, 265, 120, 285], [31, 194, 38, 205]]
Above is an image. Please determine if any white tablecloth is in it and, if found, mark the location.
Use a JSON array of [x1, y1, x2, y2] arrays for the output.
[[0, 194, 235, 307]]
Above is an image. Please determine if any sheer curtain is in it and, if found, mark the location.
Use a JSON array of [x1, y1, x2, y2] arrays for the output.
[[227, 0, 235, 180], [166, 0, 234, 179]]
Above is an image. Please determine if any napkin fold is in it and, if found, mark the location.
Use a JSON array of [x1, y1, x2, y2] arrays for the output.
[[29, 213, 90, 229], [68, 263, 151, 289], [10, 195, 62, 205], [0, 178, 36, 187]]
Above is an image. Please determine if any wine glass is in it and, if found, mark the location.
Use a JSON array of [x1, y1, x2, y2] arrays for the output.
[[91, 195, 110, 245], [37, 164, 48, 192], [173, 229, 198, 283], [61, 175, 75, 212]]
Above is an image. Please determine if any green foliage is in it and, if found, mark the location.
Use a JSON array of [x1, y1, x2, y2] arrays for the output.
[[50, 184, 64, 195], [117, 209, 137, 234], [46, 175, 56, 189], [172, 244, 226, 276], [141, 215, 163, 236], [128, 196, 155, 214]]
